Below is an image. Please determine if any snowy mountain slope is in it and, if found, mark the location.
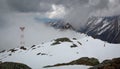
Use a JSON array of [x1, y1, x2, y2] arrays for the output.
[[83, 15, 120, 43], [0, 36, 120, 69]]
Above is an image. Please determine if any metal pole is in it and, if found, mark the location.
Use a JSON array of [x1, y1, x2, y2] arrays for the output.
[[20, 27, 25, 46]]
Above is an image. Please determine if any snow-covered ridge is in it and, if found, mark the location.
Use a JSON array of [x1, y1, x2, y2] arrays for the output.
[[0, 36, 120, 69]]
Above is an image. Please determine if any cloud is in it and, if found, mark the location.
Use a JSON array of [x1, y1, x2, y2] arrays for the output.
[[91, 0, 120, 16], [5, 0, 92, 28], [5, 0, 89, 13], [7, 0, 40, 12], [0, 0, 11, 13], [46, 4, 66, 19], [1, 0, 119, 16]]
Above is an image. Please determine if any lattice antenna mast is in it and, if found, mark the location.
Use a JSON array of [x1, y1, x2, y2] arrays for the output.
[[20, 27, 25, 46]]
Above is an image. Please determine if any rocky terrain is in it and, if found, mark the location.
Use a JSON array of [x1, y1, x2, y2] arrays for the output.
[[43, 57, 100, 68], [0, 62, 31, 69], [89, 57, 120, 69], [44, 57, 120, 69]]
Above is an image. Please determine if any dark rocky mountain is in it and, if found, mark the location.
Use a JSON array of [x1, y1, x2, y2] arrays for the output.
[[83, 15, 120, 43], [46, 20, 75, 30]]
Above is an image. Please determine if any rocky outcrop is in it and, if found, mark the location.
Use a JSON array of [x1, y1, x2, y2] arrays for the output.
[[68, 57, 100, 66], [0, 62, 31, 69], [43, 57, 100, 68], [20, 46, 27, 50], [89, 57, 120, 69], [0, 50, 5, 53], [51, 37, 72, 45]]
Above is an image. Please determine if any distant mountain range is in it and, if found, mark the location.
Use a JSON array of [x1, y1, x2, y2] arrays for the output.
[[40, 15, 120, 43]]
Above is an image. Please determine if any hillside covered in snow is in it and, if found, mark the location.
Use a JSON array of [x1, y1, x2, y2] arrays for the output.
[[0, 36, 120, 69]]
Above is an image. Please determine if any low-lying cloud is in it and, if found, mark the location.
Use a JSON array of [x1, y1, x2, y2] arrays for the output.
[[0, 13, 83, 51]]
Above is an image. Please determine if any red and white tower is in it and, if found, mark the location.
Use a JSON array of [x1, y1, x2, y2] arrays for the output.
[[20, 27, 25, 46]]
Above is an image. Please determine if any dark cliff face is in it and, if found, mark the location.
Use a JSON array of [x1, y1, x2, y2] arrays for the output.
[[83, 16, 120, 43]]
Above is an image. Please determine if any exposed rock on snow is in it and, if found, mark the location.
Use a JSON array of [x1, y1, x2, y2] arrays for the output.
[[89, 57, 120, 69], [43, 57, 100, 68], [0, 62, 31, 69]]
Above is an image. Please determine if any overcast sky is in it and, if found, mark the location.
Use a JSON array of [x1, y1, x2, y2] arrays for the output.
[[0, 0, 120, 51]]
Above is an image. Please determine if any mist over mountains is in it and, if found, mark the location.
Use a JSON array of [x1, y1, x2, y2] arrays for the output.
[[38, 14, 120, 43], [0, 0, 120, 50]]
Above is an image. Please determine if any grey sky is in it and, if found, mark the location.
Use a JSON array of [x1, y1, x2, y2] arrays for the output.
[[0, 0, 109, 13], [0, 0, 120, 51]]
